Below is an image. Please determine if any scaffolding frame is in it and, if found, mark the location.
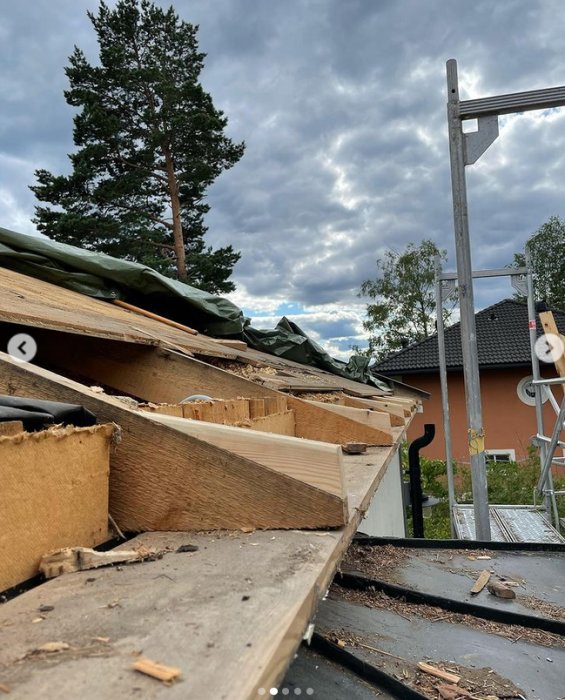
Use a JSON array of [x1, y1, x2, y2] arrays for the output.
[[445, 59, 565, 540], [436, 262, 563, 537]]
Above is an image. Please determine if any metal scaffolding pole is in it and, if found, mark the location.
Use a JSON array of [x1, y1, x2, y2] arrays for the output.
[[445, 59, 565, 539], [525, 252, 550, 513], [435, 257, 456, 537], [446, 60, 491, 540]]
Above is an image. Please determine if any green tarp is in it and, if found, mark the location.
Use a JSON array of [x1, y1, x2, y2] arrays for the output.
[[0, 226, 387, 389]]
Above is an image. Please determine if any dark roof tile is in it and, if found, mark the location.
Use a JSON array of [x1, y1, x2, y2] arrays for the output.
[[374, 299, 565, 374]]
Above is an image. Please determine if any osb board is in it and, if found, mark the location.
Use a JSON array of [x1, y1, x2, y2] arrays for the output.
[[0, 424, 114, 592], [0, 267, 238, 360], [0, 441, 402, 699]]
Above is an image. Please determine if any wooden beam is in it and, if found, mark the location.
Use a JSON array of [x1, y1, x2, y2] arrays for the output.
[[148, 413, 343, 498], [139, 400, 295, 436], [306, 399, 392, 432], [1, 424, 113, 591], [210, 338, 248, 352], [343, 395, 405, 427], [0, 353, 346, 530], [539, 310, 565, 393], [17, 328, 283, 403], [247, 411, 296, 436], [181, 399, 250, 423], [111, 299, 198, 335], [351, 396, 408, 420], [0, 440, 401, 698], [287, 396, 394, 446]]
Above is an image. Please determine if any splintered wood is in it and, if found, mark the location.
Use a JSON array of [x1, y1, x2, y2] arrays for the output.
[[417, 662, 461, 684], [39, 547, 150, 579], [469, 569, 491, 595], [1, 424, 114, 591], [139, 396, 295, 434]]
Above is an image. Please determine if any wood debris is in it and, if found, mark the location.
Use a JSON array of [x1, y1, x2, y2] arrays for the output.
[[30, 641, 70, 655], [331, 584, 565, 648], [39, 547, 158, 579], [341, 442, 367, 455], [487, 581, 516, 600], [436, 684, 472, 699], [470, 569, 491, 595], [0, 683, 10, 694], [417, 661, 460, 684], [132, 658, 182, 683]]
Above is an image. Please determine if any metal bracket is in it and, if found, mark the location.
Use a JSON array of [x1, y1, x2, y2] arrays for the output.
[[440, 278, 457, 302], [510, 273, 528, 296], [464, 115, 499, 165]]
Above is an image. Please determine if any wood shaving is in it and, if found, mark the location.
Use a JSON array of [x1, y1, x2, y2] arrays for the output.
[[331, 584, 565, 648], [325, 628, 526, 699]]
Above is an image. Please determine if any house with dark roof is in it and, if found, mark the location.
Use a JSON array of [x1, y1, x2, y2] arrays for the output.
[[374, 298, 565, 462]]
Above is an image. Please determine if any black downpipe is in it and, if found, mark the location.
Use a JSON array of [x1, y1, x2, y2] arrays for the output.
[[408, 423, 435, 538]]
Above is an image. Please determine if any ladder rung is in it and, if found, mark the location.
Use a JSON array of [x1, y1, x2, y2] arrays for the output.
[[460, 85, 565, 120]]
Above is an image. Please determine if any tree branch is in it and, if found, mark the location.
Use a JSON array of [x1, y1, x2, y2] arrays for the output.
[[113, 201, 173, 229], [114, 152, 168, 183]]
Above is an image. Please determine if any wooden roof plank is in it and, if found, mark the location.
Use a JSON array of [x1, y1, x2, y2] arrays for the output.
[[0, 353, 346, 531]]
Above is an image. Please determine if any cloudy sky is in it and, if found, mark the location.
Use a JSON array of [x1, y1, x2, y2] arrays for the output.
[[2, 0, 565, 358]]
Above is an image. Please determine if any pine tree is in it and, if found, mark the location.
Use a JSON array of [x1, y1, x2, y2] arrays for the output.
[[30, 0, 245, 293]]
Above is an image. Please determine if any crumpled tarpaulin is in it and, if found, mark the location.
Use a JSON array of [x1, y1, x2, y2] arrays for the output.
[[0, 226, 386, 388], [244, 317, 388, 389]]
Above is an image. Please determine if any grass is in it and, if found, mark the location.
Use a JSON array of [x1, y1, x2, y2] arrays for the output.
[[403, 445, 565, 539]]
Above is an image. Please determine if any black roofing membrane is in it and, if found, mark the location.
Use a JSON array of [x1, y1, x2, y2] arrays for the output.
[[344, 546, 565, 622], [283, 646, 392, 699], [319, 596, 564, 700]]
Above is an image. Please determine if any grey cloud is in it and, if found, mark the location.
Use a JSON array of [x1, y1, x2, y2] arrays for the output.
[[2, 0, 565, 355]]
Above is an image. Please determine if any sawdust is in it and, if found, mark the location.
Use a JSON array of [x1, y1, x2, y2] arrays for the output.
[[298, 392, 345, 403], [519, 595, 565, 620], [325, 629, 526, 699], [331, 584, 565, 648], [204, 358, 276, 376], [343, 545, 565, 623], [341, 543, 410, 583]]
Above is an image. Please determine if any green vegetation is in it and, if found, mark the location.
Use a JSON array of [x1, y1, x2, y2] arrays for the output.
[[404, 447, 565, 539], [513, 215, 565, 311], [358, 240, 456, 361]]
